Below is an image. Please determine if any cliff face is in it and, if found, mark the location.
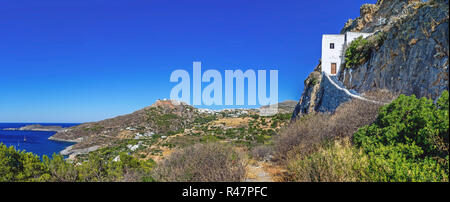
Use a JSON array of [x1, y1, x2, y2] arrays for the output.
[[341, 0, 423, 34], [339, 0, 449, 99], [291, 63, 322, 117], [292, 0, 449, 120]]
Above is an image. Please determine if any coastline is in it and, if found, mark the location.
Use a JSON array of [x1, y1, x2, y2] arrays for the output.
[[48, 136, 83, 143], [48, 136, 91, 157]]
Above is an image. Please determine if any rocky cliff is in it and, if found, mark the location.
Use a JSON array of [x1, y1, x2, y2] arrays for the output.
[[292, 0, 449, 120]]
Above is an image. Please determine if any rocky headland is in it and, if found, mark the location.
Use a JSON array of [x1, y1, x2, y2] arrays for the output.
[[2, 124, 67, 132]]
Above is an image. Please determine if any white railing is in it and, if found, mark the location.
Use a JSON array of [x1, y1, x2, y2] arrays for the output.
[[323, 72, 389, 105]]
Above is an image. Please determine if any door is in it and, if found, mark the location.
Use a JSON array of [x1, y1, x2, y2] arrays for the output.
[[331, 63, 337, 74]]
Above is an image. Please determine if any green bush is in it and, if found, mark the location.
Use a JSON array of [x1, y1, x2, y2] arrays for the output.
[[0, 144, 155, 182], [75, 152, 155, 182], [0, 144, 48, 182], [353, 91, 449, 182], [280, 90, 447, 182], [345, 32, 386, 69], [194, 115, 217, 125], [42, 154, 78, 182]]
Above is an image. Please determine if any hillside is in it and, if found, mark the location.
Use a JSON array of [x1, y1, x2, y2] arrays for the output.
[[292, 0, 449, 119], [50, 100, 201, 151], [50, 100, 293, 160], [261, 100, 297, 114]]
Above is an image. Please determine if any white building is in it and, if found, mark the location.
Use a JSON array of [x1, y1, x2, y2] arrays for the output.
[[321, 32, 373, 75]]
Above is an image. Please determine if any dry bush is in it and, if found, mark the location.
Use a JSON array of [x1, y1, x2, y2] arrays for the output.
[[274, 89, 395, 163], [153, 143, 247, 182], [361, 88, 398, 103], [329, 88, 397, 139], [251, 145, 273, 161], [285, 138, 370, 182], [329, 97, 385, 139], [273, 113, 332, 162]]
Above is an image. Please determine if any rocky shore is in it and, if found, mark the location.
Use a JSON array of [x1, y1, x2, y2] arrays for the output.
[[60, 145, 100, 158]]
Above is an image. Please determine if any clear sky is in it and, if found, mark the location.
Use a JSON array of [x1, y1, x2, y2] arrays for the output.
[[0, 0, 377, 123]]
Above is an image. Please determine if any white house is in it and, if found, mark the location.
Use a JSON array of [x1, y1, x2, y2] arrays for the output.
[[321, 32, 373, 75]]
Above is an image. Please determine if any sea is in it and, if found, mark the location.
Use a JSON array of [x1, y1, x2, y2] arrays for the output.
[[0, 123, 80, 158]]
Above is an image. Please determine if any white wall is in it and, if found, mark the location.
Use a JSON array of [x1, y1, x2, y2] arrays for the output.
[[345, 32, 373, 47], [321, 34, 345, 75], [321, 32, 374, 76]]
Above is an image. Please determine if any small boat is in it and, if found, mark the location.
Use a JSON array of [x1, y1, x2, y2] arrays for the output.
[[23, 136, 27, 142]]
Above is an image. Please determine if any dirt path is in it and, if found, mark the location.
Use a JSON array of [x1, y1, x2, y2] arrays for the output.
[[245, 161, 274, 182]]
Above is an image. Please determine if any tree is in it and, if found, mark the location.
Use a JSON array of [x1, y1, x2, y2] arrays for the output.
[[0, 144, 48, 182]]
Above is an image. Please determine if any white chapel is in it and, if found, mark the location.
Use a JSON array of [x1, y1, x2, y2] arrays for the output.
[[321, 32, 373, 75]]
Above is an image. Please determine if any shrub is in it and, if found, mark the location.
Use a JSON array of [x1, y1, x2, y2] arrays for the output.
[[353, 91, 449, 182], [345, 31, 386, 69], [67, 152, 155, 182], [270, 120, 278, 128], [153, 143, 247, 182], [0, 143, 155, 182], [274, 113, 330, 162], [285, 139, 370, 182], [42, 154, 78, 182], [303, 71, 321, 86], [251, 145, 273, 161], [274, 90, 390, 161], [0, 144, 48, 182]]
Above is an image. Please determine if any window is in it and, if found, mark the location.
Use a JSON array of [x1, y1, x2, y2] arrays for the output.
[[330, 43, 335, 49]]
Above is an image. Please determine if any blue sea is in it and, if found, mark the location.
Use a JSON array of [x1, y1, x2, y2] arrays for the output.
[[0, 123, 80, 158]]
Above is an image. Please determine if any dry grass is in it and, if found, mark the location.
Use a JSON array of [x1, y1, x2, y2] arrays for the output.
[[285, 138, 370, 182], [272, 89, 397, 181], [261, 162, 287, 182], [274, 89, 395, 161], [152, 143, 247, 182], [213, 117, 251, 128]]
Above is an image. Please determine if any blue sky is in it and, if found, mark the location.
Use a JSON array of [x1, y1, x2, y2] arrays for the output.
[[0, 0, 376, 123]]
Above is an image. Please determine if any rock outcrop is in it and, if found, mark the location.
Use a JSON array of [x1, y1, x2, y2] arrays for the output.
[[3, 124, 66, 132], [341, 0, 422, 34], [291, 62, 323, 118], [292, 0, 449, 120]]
